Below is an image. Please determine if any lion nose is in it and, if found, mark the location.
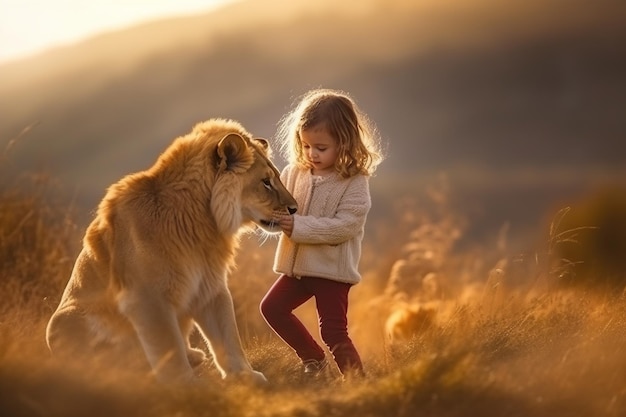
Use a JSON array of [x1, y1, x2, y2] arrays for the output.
[[287, 206, 297, 215]]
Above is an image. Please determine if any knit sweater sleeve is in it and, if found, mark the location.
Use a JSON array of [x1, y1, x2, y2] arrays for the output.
[[290, 175, 371, 245]]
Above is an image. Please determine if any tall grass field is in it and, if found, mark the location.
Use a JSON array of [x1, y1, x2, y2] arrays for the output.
[[1, 152, 625, 417]]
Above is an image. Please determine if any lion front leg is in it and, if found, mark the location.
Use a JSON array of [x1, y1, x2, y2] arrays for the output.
[[119, 293, 194, 382], [194, 289, 267, 383]]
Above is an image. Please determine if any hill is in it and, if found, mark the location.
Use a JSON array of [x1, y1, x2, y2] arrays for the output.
[[1, 0, 625, 245]]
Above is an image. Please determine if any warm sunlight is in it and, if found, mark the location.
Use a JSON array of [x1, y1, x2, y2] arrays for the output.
[[1, 0, 625, 414], [0, 0, 238, 63]]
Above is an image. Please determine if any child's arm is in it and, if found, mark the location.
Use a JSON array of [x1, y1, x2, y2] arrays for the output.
[[288, 176, 371, 245]]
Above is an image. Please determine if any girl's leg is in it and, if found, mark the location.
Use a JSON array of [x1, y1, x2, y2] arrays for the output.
[[307, 277, 364, 375], [260, 275, 326, 362]]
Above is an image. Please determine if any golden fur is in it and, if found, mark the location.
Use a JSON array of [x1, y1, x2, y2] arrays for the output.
[[46, 119, 297, 383]]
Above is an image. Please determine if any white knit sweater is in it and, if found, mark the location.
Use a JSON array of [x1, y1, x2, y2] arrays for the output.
[[273, 164, 371, 284]]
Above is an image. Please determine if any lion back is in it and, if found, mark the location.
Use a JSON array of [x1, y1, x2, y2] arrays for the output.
[[77, 119, 259, 293]]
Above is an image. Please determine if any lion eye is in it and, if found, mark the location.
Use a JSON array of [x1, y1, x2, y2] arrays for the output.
[[262, 178, 272, 190]]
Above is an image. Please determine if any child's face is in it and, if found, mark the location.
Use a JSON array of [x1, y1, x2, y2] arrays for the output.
[[300, 127, 339, 176]]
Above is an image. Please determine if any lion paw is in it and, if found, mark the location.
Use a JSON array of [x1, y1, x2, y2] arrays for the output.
[[224, 369, 268, 385], [250, 370, 268, 385]]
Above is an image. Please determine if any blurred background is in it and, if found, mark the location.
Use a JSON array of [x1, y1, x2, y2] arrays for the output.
[[1, 0, 625, 252]]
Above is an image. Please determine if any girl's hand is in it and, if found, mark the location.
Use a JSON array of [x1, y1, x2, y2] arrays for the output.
[[274, 213, 294, 237]]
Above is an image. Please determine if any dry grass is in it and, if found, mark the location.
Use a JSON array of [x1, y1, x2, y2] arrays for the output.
[[1, 161, 625, 417]]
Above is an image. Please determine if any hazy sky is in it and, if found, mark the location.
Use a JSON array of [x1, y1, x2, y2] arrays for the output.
[[0, 0, 237, 63]]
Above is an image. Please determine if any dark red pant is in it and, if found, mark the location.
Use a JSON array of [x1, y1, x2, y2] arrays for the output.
[[260, 275, 363, 375]]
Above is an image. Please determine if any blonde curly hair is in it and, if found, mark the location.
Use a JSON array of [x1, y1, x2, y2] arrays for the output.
[[277, 89, 384, 177]]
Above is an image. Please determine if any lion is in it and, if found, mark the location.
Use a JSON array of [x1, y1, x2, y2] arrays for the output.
[[45, 119, 297, 383]]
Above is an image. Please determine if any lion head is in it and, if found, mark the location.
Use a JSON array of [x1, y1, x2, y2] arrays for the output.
[[211, 130, 297, 235]]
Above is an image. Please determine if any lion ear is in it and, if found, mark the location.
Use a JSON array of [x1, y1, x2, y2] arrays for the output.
[[253, 137, 272, 157], [253, 138, 269, 149], [216, 133, 254, 173]]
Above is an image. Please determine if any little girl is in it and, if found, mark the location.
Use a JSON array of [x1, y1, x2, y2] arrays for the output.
[[260, 88, 383, 378]]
